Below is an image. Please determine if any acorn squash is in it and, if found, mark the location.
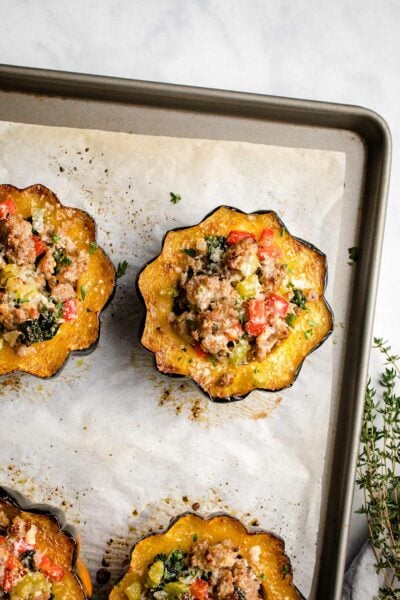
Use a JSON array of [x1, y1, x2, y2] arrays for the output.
[[0, 184, 115, 378], [137, 206, 333, 401], [109, 512, 302, 600], [0, 486, 92, 599]]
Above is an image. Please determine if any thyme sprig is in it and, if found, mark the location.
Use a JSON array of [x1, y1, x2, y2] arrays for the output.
[[356, 337, 400, 598]]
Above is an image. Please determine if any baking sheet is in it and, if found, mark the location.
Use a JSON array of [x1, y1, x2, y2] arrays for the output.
[[0, 120, 348, 598]]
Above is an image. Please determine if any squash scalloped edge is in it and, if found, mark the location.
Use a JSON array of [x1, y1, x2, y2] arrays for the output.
[[137, 205, 334, 402], [110, 511, 304, 600], [0, 183, 116, 379], [0, 485, 92, 598]]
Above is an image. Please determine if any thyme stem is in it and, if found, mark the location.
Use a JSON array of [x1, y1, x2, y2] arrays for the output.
[[356, 337, 400, 598]]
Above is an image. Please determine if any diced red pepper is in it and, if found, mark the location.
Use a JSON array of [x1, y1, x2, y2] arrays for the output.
[[193, 342, 207, 358], [32, 235, 47, 257], [3, 570, 15, 592], [266, 293, 289, 317], [3, 555, 23, 591], [225, 322, 243, 341], [258, 227, 282, 260], [258, 243, 283, 261], [226, 230, 256, 245], [5, 555, 22, 570], [62, 298, 78, 321], [259, 227, 274, 243], [258, 244, 283, 260], [0, 198, 17, 219], [245, 299, 268, 337], [190, 578, 209, 600], [39, 555, 65, 582]]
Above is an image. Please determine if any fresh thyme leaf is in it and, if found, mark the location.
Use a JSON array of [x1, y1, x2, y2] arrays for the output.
[[304, 328, 313, 339], [192, 533, 198, 542], [357, 338, 400, 596], [170, 192, 182, 204], [52, 233, 60, 244], [280, 226, 286, 237], [348, 246, 360, 263], [89, 241, 98, 255], [80, 286, 88, 301], [116, 260, 128, 278], [281, 564, 289, 578]]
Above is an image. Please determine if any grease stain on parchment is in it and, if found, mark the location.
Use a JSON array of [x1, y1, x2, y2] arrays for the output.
[[0, 463, 82, 523], [0, 375, 52, 403], [155, 380, 282, 425], [0, 355, 93, 403]]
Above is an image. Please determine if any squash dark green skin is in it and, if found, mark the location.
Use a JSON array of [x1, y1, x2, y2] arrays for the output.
[[0, 486, 92, 598], [109, 511, 304, 600], [137, 205, 334, 402], [0, 184, 116, 379]]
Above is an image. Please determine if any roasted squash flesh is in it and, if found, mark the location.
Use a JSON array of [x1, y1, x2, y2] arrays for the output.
[[0, 184, 115, 378], [138, 206, 333, 400], [0, 487, 92, 599], [109, 512, 301, 600]]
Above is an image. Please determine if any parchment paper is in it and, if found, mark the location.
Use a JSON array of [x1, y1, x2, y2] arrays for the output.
[[0, 121, 347, 598]]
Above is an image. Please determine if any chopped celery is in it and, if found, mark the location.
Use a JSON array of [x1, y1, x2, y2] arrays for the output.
[[125, 582, 142, 600], [3, 330, 21, 348], [163, 581, 189, 597], [147, 559, 165, 587], [10, 572, 52, 599], [236, 274, 260, 300], [1, 263, 19, 285], [229, 338, 250, 365]]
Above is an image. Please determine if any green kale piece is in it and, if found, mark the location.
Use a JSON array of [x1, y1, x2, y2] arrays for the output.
[[18, 310, 61, 346], [292, 288, 307, 310], [234, 587, 246, 600], [204, 235, 227, 261], [181, 248, 196, 257], [152, 550, 187, 583], [53, 248, 72, 273]]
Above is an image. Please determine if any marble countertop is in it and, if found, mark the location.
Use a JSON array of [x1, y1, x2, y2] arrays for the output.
[[1, 0, 399, 586]]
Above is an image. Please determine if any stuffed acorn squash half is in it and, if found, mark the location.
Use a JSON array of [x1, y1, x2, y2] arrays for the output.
[[0, 486, 92, 599], [138, 206, 333, 401], [0, 184, 115, 377], [109, 512, 302, 600]]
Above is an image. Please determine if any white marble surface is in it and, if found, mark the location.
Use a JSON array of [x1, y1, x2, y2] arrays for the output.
[[1, 0, 399, 585]]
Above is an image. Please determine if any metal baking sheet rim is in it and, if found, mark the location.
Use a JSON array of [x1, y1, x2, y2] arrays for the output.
[[0, 64, 392, 600]]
